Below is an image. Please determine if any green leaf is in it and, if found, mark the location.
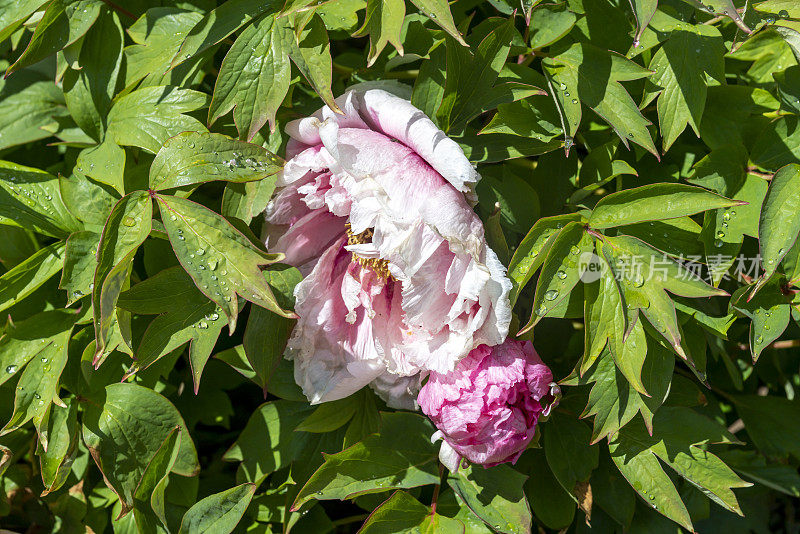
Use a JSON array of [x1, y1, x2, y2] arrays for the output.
[[124, 8, 204, 89], [178, 483, 256, 534], [774, 65, 800, 115], [59, 171, 119, 231], [172, 0, 281, 69], [60, 230, 100, 304], [209, 13, 291, 140], [523, 221, 593, 330], [358, 490, 466, 533], [150, 131, 283, 191], [222, 400, 314, 485], [543, 42, 657, 156], [287, 14, 339, 113], [295, 395, 358, 433], [0, 162, 81, 238], [609, 407, 749, 529], [221, 179, 277, 225], [730, 279, 791, 361], [243, 266, 300, 393], [628, 0, 657, 45], [719, 449, 800, 497], [132, 426, 181, 533], [601, 234, 726, 361], [529, 4, 577, 50], [62, 11, 123, 142], [106, 85, 209, 154], [82, 383, 199, 513], [75, 137, 126, 195], [517, 449, 576, 530], [353, 0, 406, 66], [0, 309, 79, 388], [292, 412, 439, 509], [92, 190, 152, 360], [589, 183, 742, 229], [437, 18, 514, 133], [0, 0, 49, 43], [733, 395, 800, 460], [1, 324, 71, 435], [591, 453, 636, 527], [408, 0, 465, 45], [118, 267, 226, 390], [752, 116, 800, 171], [155, 193, 293, 331], [756, 163, 800, 288], [0, 242, 66, 314], [38, 397, 78, 496], [447, 464, 531, 534], [754, 0, 800, 17], [507, 213, 584, 305], [643, 27, 725, 151], [0, 69, 66, 151], [544, 415, 599, 499], [564, 343, 673, 442], [678, 0, 751, 33], [6, 0, 103, 75]]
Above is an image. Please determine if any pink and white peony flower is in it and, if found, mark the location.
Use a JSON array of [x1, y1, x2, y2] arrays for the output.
[[417, 340, 560, 470], [265, 85, 512, 409]]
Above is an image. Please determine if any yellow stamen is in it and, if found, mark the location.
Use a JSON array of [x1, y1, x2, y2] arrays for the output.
[[345, 223, 393, 280]]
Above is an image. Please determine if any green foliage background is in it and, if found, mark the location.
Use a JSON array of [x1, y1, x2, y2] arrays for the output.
[[1, 0, 800, 532]]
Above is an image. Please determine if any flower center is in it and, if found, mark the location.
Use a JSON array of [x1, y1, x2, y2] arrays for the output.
[[346, 223, 393, 280]]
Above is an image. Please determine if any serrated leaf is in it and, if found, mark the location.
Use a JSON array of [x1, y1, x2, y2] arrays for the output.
[[287, 14, 339, 112], [543, 42, 657, 156], [106, 85, 209, 154], [0, 242, 65, 314], [178, 483, 255, 534], [82, 383, 199, 514], [590, 183, 742, 229], [155, 193, 293, 331], [0, 162, 81, 238], [92, 190, 152, 360], [150, 131, 283, 191], [447, 464, 531, 534], [359, 490, 465, 534], [564, 343, 673, 442], [6, 0, 103, 75], [292, 412, 439, 509]]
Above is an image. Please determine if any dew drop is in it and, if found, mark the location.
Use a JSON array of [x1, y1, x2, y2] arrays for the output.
[[716, 230, 725, 239], [34, 393, 41, 400], [208, 259, 218, 270], [544, 289, 559, 301], [556, 270, 567, 280], [714, 239, 724, 248], [571, 99, 578, 104], [5, 365, 17, 374], [196, 248, 205, 255], [778, 9, 789, 18], [197, 321, 208, 329], [122, 216, 136, 227], [570, 245, 580, 255], [536, 305, 547, 315]]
